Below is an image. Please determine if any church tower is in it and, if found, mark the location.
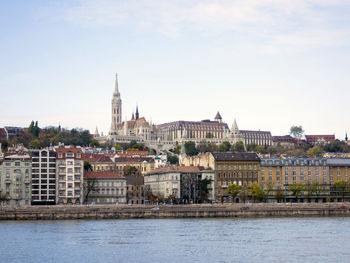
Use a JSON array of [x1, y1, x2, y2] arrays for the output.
[[110, 73, 122, 135]]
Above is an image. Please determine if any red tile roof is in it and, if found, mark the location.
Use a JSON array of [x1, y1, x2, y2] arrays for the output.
[[84, 171, 124, 179]]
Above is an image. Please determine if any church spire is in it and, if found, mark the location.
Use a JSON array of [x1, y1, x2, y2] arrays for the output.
[[346, 131, 348, 142], [114, 73, 120, 95], [135, 105, 139, 120], [231, 118, 239, 133]]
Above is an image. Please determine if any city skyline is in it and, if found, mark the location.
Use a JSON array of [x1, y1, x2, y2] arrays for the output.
[[1, 1, 350, 138]]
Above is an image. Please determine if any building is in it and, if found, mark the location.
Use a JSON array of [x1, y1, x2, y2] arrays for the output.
[[260, 157, 350, 202], [126, 175, 144, 204], [114, 156, 155, 176], [0, 154, 31, 206], [84, 171, 126, 204], [97, 74, 155, 146], [157, 118, 230, 144], [272, 135, 297, 149], [56, 147, 83, 205], [144, 166, 215, 203], [96, 74, 272, 152], [212, 152, 260, 201], [305, 135, 335, 146], [84, 155, 115, 172], [30, 149, 56, 205]]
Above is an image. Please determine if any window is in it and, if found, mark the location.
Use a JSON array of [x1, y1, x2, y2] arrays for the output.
[[15, 162, 20, 166], [337, 167, 341, 181], [58, 153, 63, 158], [67, 153, 74, 158]]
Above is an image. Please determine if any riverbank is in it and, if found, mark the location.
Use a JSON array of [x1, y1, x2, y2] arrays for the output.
[[0, 203, 350, 220]]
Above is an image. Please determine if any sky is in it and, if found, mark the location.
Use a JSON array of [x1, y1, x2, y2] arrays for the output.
[[1, 0, 350, 139]]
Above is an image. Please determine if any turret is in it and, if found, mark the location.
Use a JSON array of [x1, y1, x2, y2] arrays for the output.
[[214, 112, 222, 123]]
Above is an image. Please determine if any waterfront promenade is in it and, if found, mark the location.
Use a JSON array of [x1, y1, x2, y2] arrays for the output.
[[0, 203, 349, 220]]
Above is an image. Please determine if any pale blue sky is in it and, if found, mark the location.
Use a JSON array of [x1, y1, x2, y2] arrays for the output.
[[1, 0, 350, 139]]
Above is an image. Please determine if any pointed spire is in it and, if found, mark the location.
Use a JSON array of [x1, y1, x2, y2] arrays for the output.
[[131, 112, 135, 120], [346, 131, 348, 141], [114, 72, 120, 95], [135, 105, 139, 120], [231, 118, 239, 133], [94, 126, 99, 137]]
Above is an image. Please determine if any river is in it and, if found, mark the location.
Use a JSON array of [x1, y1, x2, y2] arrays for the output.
[[0, 217, 349, 262]]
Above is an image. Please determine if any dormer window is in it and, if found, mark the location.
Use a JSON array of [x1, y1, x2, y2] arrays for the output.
[[67, 153, 74, 158]]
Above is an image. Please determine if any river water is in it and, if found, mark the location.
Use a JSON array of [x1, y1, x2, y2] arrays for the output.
[[0, 217, 349, 263]]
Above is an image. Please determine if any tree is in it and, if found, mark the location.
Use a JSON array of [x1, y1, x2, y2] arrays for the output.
[[28, 139, 41, 149], [90, 139, 100, 147], [333, 180, 347, 202], [174, 145, 181, 155], [250, 183, 265, 202], [0, 193, 10, 206], [232, 141, 245, 152], [199, 178, 212, 203], [289, 183, 304, 202], [226, 184, 242, 202], [290, 125, 304, 145], [184, 141, 198, 156], [306, 146, 325, 157], [275, 187, 285, 203], [84, 161, 93, 172], [218, 141, 231, 152], [123, 166, 140, 176], [114, 144, 122, 150], [84, 178, 97, 204], [168, 155, 179, 165]]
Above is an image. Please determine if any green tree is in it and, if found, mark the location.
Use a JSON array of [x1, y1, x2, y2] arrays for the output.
[[174, 145, 181, 155], [29, 139, 41, 149], [306, 146, 325, 157], [226, 184, 242, 202], [89, 139, 100, 147], [333, 180, 347, 202], [199, 178, 212, 203], [218, 141, 231, 152], [232, 141, 245, 152], [290, 125, 304, 145], [84, 161, 93, 172], [114, 144, 122, 150], [184, 141, 198, 156], [250, 183, 265, 202], [289, 183, 304, 202], [168, 155, 179, 165]]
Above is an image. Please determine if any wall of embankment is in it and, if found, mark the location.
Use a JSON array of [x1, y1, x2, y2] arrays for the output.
[[1, 203, 350, 220]]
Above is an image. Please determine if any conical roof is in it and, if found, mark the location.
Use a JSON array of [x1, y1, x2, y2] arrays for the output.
[[215, 111, 222, 120]]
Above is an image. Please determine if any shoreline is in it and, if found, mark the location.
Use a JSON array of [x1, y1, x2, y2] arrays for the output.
[[1, 203, 350, 220]]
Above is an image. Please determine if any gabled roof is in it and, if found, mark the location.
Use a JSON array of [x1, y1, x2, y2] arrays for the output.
[[212, 152, 260, 161]]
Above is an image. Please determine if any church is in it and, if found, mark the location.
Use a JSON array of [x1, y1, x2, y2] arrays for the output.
[[96, 73, 273, 149], [95, 74, 155, 146]]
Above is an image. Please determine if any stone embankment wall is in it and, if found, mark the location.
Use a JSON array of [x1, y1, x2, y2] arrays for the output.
[[0, 203, 349, 220]]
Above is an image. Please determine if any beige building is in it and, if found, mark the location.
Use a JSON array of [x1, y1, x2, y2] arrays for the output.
[[56, 147, 84, 205], [144, 166, 215, 203], [0, 154, 31, 206], [84, 171, 126, 204]]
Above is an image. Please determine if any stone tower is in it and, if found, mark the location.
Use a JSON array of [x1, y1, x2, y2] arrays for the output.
[[110, 73, 122, 135]]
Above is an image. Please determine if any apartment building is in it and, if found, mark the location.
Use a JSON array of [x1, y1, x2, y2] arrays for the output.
[[30, 149, 56, 205], [0, 154, 31, 206], [56, 147, 83, 205]]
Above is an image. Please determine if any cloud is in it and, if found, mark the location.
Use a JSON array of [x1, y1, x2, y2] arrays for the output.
[[43, 0, 350, 47]]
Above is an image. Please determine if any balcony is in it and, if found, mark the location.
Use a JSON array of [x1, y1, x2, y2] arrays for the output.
[[5, 178, 11, 184]]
